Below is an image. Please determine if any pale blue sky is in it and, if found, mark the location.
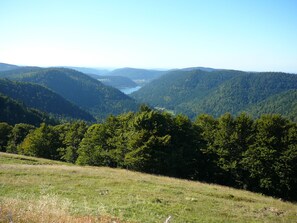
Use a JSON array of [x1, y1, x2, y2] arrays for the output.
[[1, 0, 297, 72]]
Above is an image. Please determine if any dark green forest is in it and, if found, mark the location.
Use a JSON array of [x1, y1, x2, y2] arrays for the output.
[[0, 94, 55, 126], [132, 69, 297, 119], [245, 90, 297, 121], [1, 106, 296, 201], [0, 79, 95, 122]]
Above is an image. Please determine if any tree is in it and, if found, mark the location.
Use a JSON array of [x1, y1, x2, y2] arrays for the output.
[[195, 113, 254, 186], [76, 124, 112, 166], [241, 114, 292, 197], [195, 114, 219, 182], [0, 122, 12, 152], [58, 121, 88, 163], [19, 123, 61, 159], [124, 110, 173, 173], [6, 123, 35, 153], [279, 123, 297, 200], [210, 113, 254, 187], [169, 114, 204, 179]]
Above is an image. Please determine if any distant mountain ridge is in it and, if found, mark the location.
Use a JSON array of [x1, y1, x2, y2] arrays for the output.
[[95, 75, 138, 89], [1, 67, 139, 119], [104, 68, 166, 86], [132, 69, 297, 119], [2, 62, 296, 121], [65, 66, 109, 75], [0, 66, 43, 77], [0, 62, 19, 72]]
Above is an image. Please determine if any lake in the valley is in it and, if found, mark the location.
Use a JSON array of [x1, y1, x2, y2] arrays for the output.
[[120, 86, 141, 94]]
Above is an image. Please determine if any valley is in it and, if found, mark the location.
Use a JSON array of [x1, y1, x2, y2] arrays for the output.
[[1, 62, 297, 223], [1, 1, 296, 222]]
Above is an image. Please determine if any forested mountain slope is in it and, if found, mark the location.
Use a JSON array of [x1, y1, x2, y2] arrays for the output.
[[4, 68, 139, 119], [0, 62, 19, 72], [0, 94, 54, 125], [245, 89, 297, 121], [0, 66, 42, 77], [132, 69, 297, 118], [66, 66, 109, 75], [0, 79, 95, 121]]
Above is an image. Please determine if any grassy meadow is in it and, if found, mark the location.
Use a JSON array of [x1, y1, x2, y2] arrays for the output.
[[0, 152, 297, 223]]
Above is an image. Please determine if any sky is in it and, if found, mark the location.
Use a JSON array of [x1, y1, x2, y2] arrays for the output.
[[0, 0, 297, 72]]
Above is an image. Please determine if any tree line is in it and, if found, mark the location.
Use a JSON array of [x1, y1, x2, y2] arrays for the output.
[[1, 105, 296, 201]]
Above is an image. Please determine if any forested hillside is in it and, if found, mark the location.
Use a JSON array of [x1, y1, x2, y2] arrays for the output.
[[0, 94, 54, 126], [67, 66, 109, 75], [3, 68, 139, 119], [132, 69, 297, 118], [0, 66, 42, 77], [131, 69, 243, 115], [245, 90, 297, 121], [0, 79, 95, 122], [0, 62, 19, 72]]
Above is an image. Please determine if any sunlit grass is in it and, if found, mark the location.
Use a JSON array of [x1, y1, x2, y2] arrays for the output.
[[0, 152, 297, 222]]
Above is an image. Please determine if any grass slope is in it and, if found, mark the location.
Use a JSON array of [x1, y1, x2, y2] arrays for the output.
[[0, 152, 297, 223]]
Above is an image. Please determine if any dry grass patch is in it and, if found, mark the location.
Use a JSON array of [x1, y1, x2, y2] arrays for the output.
[[0, 195, 125, 223]]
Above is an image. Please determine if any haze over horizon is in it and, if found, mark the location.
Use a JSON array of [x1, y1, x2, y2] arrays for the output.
[[1, 0, 297, 73]]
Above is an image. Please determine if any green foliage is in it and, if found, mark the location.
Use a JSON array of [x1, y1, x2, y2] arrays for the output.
[[77, 109, 205, 179], [6, 123, 35, 153], [76, 123, 112, 166], [245, 90, 297, 121], [132, 69, 241, 115], [0, 122, 12, 152], [196, 113, 254, 186], [124, 110, 172, 172], [58, 121, 88, 163], [19, 123, 62, 160], [241, 115, 297, 198]]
